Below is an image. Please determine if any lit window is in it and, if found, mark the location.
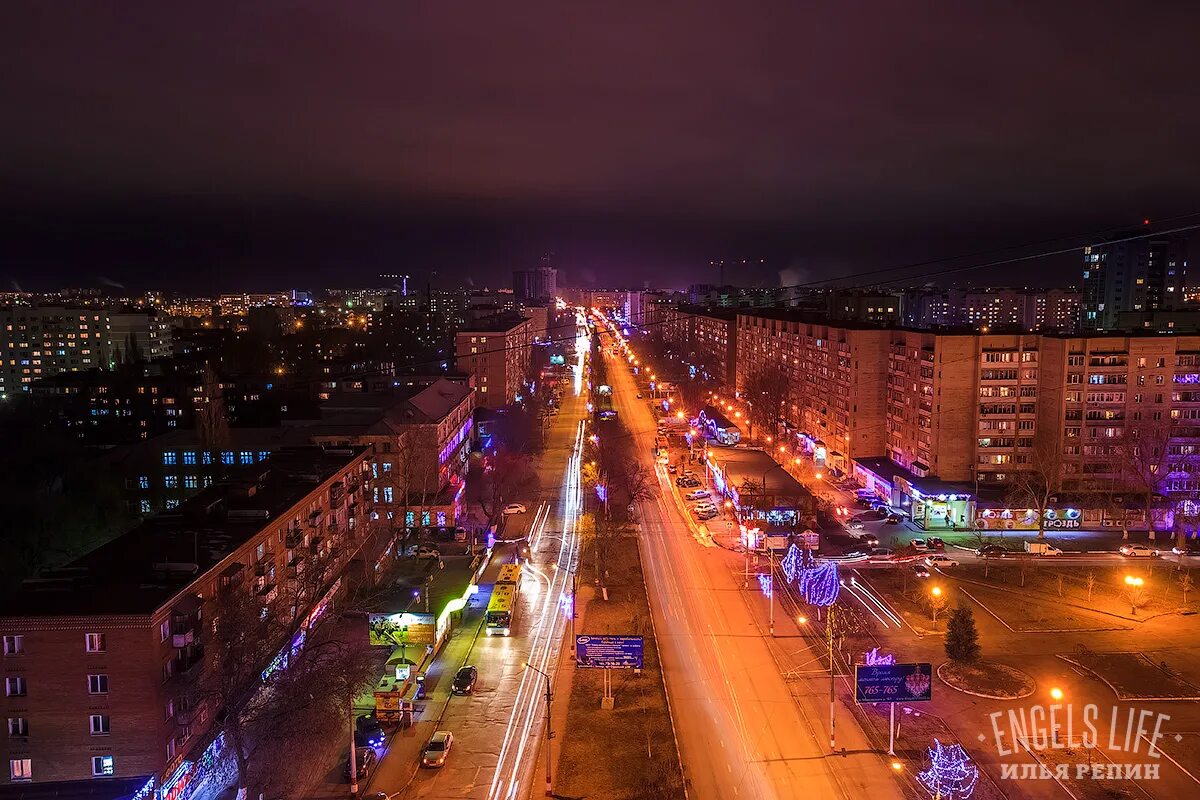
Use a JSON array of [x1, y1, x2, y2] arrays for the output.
[[91, 756, 115, 777], [140, 499, 152, 514], [9, 758, 32, 781], [222, 451, 235, 465], [240, 451, 253, 464], [162, 451, 177, 465], [183, 475, 198, 489], [138, 475, 150, 490], [182, 451, 197, 465], [164, 476, 178, 489]]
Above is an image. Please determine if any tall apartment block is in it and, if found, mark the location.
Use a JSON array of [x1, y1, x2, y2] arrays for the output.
[[1082, 235, 1189, 331], [0, 307, 111, 396], [1, 447, 372, 799], [454, 315, 535, 407]]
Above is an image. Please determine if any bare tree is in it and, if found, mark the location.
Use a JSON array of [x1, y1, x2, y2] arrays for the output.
[[1123, 416, 1174, 541], [1085, 571, 1097, 602], [742, 368, 789, 444], [1181, 572, 1195, 605], [1005, 431, 1064, 540], [195, 363, 231, 457]]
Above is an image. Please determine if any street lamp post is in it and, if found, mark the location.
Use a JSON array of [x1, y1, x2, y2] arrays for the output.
[[930, 585, 944, 625], [523, 662, 555, 796]]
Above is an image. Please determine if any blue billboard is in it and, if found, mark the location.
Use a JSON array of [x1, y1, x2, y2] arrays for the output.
[[575, 635, 644, 669], [854, 662, 933, 703]]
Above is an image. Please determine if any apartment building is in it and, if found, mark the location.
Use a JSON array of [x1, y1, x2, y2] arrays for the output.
[[734, 309, 1200, 532], [656, 306, 738, 388], [109, 312, 173, 363], [454, 315, 534, 408], [1083, 235, 1189, 331], [0, 447, 372, 799], [0, 306, 111, 396], [735, 311, 890, 473]]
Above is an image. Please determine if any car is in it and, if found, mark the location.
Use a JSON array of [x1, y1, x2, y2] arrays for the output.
[[855, 489, 877, 499], [693, 504, 717, 514], [868, 547, 894, 560], [452, 665, 478, 695], [1173, 543, 1200, 556], [685, 489, 709, 501], [912, 564, 931, 578], [1120, 544, 1161, 558], [697, 511, 719, 521], [846, 518, 865, 530], [855, 533, 879, 547], [926, 554, 960, 569], [355, 713, 385, 748], [636, 393, 643, 399], [975, 544, 1008, 557], [502, 503, 527, 515], [345, 747, 376, 781], [926, 536, 945, 550], [667, 464, 678, 474], [415, 545, 441, 560], [884, 514, 903, 525], [680, 478, 701, 488], [421, 731, 454, 768], [855, 497, 877, 509]]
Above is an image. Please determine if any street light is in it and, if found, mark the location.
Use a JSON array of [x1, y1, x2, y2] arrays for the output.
[[1124, 575, 1146, 615], [930, 585, 945, 625], [521, 662, 555, 796], [1050, 687, 1064, 701]]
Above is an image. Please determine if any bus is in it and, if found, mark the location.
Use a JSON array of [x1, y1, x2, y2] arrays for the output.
[[655, 435, 670, 464], [486, 564, 523, 636], [698, 405, 741, 446]]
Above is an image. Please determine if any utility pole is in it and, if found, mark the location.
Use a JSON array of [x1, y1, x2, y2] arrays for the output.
[[348, 707, 358, 797], [524, 662, 554, 796], [828, 604, 837, 752]]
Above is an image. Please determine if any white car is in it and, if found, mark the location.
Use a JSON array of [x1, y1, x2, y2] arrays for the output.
[[1120, 544, 1160, 558], [685, 490, 709, 501], [502, 503, 527, 515], [925, 554, 959, 569], [415, 545, 441, 560]]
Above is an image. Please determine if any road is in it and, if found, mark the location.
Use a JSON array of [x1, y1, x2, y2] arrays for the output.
[[602, 339, 903, 800], [369, 318, 589, 800]]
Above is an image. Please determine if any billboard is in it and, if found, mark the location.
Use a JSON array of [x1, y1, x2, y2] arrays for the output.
[[854, 662, 933, 703], [575, 635, 644, 669], [368, 612, 436, 646]]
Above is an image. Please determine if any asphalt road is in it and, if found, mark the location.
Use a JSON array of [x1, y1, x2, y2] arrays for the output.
[[603, 340, 903, 800]]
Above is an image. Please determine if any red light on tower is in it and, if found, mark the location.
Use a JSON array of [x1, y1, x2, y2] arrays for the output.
[[1143, 218, 1151, 225]]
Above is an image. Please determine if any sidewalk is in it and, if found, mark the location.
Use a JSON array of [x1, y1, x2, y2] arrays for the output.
[[356, 603, 488, 797]]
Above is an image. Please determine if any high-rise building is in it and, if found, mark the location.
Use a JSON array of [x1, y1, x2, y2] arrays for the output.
[[1082, 235, 1189, 331], [454, 315, 535, 408], [0, 306, 111, 396], [512, 267, 557, 303], [109, 311, 173, 363]]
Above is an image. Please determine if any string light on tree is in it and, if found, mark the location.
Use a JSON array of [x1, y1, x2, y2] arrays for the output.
[[917, 739, 979, 800], [799, 560, 840, 606], [780, 543, 803, 583], [757, 573, 773, 598]]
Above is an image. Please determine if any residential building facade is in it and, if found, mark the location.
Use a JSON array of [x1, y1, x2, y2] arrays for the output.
[[454, 316, 535, 408]]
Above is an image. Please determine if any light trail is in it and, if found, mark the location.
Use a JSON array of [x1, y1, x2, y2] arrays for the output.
[[487, 419, 584, 800]]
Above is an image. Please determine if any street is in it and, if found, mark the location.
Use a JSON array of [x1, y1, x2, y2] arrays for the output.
[[603, 341, 905, 800]]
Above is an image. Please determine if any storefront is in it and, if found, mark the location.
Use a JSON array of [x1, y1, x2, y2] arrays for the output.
[[852, 457, 974, 530]]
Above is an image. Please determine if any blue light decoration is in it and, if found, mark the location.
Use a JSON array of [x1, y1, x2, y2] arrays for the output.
[[128, 776, 155, 800], [917, 739, 979, 800], [559, 590, 573, 618], [595, 484, 608, 504], [781, 543, 804, 583], [799, 560, 840, 606], [757, 573, 773, 598], [864, 647, 895, 666]]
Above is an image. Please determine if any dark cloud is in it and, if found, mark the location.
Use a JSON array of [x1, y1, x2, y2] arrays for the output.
[[1, 1, 1198, 290]]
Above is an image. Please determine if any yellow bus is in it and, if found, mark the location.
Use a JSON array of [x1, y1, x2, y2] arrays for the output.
[[486, 563, 523, 635]]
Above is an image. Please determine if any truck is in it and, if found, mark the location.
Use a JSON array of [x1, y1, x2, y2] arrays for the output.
[[1023, 540, 1063, 556]]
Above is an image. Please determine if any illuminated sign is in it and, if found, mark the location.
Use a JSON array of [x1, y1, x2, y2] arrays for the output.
[[368, 612, 436, 646]]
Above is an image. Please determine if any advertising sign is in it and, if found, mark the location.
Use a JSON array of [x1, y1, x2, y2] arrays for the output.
[[368, 612, 436, 646], [575, 635, 644, 669], [854, 662, 933, 703], [800, 530, 820, 551]]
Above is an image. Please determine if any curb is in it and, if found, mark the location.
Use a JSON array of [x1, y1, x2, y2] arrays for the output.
[[936, 662, 1036, 700], [1056, 654, 1200, 702]]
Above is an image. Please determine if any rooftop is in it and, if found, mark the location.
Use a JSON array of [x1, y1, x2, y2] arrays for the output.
[[456, 313, 531, 334], [2, 446, 367, 618], [706, 447, 811, 505]]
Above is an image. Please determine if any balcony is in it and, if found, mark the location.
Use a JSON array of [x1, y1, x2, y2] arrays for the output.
[[171, 645, 205, 680], [172, 629, 195, 649]]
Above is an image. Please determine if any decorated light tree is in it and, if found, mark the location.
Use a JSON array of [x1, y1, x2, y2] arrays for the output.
[[917, 739, 979, 800], [864, 647, 895, 666], [799, 559, 840, 606]]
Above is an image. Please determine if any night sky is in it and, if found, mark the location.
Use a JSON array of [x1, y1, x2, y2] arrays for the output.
[[3, 2, 1200, 292]]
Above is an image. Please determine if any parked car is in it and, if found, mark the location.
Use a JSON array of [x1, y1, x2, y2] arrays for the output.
[[452, 665, 478, 695], [692, 504, 717, 515], [975, 544, 1008, 557], [502, 503, 527, 515], [696, 509, 719, 521], [912, 564, 931, 578], [846, 518, 865, 530], [415, 545, 441, 560], [925, 536, 945, 550], [1024, 541, 1062, 556], [855, 533, 879, 547], [667, 464, 678, 474], [354, 713, 385, 748], [868, 548, 894, 560], [636, 393, 643, 399], [925, 554, 960, 569], [910, 538, 929, 550], [1120, 544, 1161, 558], [1173, 543, 1200, 556], [345, 748, 376, 781], [685, 489, 709, 501], [421, 731, 454, 768], [884, 514, 903, 525]]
